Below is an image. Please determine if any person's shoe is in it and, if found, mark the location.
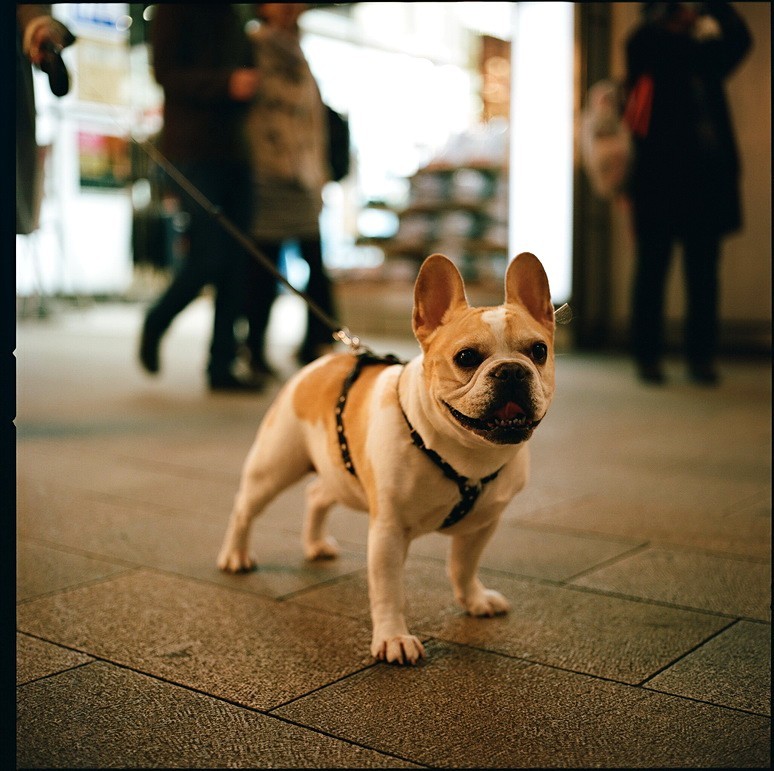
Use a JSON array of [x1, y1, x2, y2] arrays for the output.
[[248, 353, 278, 380], [139, 326, 160, 374], [688, 362, 720, 386], [208, 371, 265, 393], [636, 361, 665, 385]]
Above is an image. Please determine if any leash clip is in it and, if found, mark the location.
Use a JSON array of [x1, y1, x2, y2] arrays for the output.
[[333, 327, 364, 353], [554, 303, 573, 325]]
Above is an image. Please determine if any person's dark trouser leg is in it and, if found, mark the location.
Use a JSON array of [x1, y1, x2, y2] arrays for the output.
[[682, 229, 721, 381], [139, 159, 257, 385], [143, 255, 209, 339], [631, 229, 673, 377], [140, 211, 211, 373], [245, 240, 280, 369], [298, 235, 336, 361], [208, 163, 254, 381]]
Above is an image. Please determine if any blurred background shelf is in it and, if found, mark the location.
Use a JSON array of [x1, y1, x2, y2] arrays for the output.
[[355, 157, 509, 284]]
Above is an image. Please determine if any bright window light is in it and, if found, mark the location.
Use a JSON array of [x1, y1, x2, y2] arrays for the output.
[[508, 2, 574, 304]]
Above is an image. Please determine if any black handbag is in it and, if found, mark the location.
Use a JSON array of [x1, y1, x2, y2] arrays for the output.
[[325, 104, 350, 182]]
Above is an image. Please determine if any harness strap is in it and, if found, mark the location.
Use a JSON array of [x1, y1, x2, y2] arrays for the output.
[[398, 408, 502, 529], [336, 353, 502, 530], [336, 352, 404, 477]]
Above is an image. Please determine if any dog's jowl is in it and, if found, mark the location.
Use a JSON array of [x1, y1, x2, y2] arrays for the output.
[[218, 252, 556, 665]]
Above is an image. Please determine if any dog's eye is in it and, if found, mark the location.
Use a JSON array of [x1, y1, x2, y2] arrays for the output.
[[531, 343, 548, 365], [454, 348, 484, 369]]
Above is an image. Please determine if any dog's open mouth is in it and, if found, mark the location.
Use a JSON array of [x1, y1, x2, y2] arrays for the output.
[[444, 401, 541, 442]]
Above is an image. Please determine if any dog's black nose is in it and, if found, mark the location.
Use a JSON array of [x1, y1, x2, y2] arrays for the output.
[[489, 362, 528, 381]]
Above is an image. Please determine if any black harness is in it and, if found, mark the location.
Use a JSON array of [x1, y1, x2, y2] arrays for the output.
[[336, 353, 503, 530], [335, 352, 404, 477]]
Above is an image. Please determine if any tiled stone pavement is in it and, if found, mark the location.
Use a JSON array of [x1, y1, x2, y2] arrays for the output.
[[15, 299, 771, 768]]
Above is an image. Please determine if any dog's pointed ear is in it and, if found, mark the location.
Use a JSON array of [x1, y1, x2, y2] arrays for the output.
[[413, 254, 469, 344], [505, 252, 555, 330]]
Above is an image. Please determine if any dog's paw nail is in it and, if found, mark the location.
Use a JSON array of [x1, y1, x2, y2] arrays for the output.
[[371, 645, 386, 661], [375, 635, 425, 665]]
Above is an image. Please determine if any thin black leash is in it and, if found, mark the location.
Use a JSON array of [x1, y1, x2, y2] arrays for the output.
[[135, 135, 572, 349], [144, 138, 571, 348], [139, 140, 365, 353]]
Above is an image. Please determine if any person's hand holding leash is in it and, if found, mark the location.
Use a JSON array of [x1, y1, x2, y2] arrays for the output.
[[22, 13, 75, 97]]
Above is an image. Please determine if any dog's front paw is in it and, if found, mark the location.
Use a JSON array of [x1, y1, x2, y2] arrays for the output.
[[217, 548, 256, 574], [463, 588, 510, 617], [303, 535, 339, 561], [371, 634, 426, 665]]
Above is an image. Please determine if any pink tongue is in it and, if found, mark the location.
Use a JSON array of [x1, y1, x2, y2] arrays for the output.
[[495, 402, 525, 420]]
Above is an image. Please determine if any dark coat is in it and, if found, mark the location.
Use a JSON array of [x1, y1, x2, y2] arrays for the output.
[[150, 5, 253, 163], [16, 4, 49, 234], [625, 2, 752, 238], [17, 25, 37, 233], [16, 5, 74, 234]]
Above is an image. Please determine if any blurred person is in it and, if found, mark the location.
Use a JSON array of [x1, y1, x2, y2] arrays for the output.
[[624, 1, 752, 385], [17, 4, 75, 235], [138, 4, 263, 391], [242, 2, 338, 375]]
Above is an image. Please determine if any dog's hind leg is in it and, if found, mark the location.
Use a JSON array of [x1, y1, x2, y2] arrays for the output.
[[217, 404, 313, 573], [302, 477, 340, 560]]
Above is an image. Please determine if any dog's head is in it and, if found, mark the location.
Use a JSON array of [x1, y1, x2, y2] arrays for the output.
[[412, 252, 556, 445]]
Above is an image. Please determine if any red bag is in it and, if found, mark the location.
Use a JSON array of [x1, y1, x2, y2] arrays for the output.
[[623, 74, 654, 138]]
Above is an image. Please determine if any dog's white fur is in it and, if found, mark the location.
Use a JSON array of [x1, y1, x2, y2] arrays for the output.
[[218, 252, 556, 665]]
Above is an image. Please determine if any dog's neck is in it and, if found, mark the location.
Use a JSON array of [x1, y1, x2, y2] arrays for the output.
[[398, 357, 524, 481]]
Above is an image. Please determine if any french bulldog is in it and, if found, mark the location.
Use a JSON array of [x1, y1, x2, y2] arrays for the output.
[[218, 252, 556, 665]]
